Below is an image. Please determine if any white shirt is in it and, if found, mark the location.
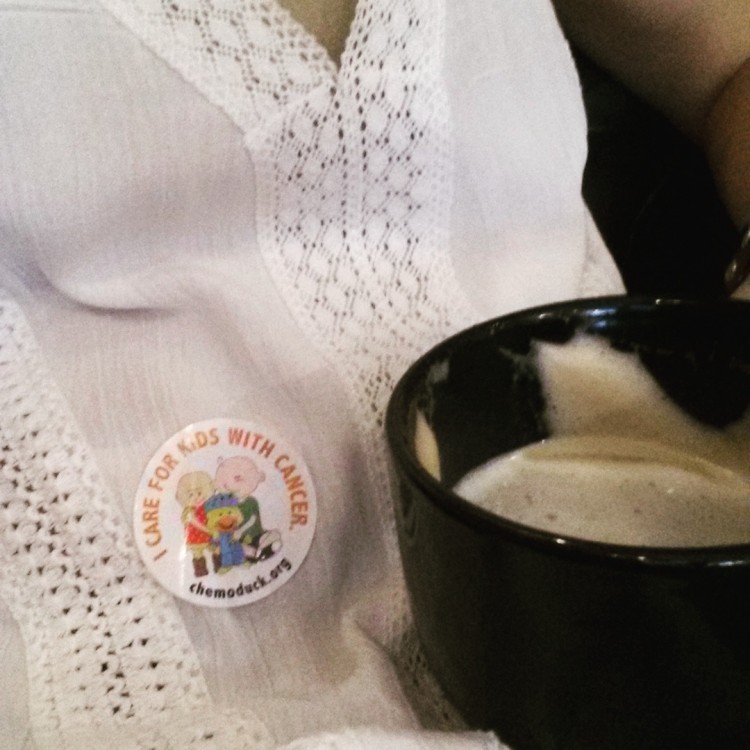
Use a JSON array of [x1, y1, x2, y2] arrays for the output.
[[0, 0, 622, 747]]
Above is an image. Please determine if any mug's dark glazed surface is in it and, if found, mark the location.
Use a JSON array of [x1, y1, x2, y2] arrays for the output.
[[386, 297, 750, 750]]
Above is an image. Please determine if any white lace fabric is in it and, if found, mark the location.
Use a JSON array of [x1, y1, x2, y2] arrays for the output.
[[252, 0, 481, 725], [0, 295, 273, 749], [253, 0, 479, 566], [0, 0, 622, 744], [98, 0, 334, 136], [98, 0, 479, 676], [1, 0, 479, 740]]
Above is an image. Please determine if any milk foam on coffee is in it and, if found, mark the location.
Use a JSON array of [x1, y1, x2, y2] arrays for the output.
[[454, 336, 750, 547]]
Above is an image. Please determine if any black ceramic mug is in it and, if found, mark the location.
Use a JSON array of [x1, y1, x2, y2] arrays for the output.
[[386, 296, 750, 750]]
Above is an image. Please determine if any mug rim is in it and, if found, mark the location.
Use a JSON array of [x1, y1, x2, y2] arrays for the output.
[[386, 295, 750, 570]]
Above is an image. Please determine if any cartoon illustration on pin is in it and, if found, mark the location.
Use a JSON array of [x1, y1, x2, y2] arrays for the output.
[[175, 471, 214, 577], [135, 418, 316, 608], [175, 456, 284, 577], [213, 456, 283, 564], [204, 493, 250, 573]]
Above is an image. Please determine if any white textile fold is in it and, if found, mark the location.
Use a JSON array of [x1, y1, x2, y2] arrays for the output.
[[0, 0, 623, 746]]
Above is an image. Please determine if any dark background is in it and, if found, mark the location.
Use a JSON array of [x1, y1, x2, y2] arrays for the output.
[[574, 49, 739, 298]]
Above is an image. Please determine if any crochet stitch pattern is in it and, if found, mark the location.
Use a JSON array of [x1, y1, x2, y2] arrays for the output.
[[95, 0, 478, 726], [2, 0, 618, 738], [0, 294, 273, 748]]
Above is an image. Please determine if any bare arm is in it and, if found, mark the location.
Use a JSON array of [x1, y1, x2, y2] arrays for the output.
[[553, 0, 750, 230]]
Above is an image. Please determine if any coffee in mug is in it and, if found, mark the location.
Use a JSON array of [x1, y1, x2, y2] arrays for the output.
[[454, 336, 750, 547]]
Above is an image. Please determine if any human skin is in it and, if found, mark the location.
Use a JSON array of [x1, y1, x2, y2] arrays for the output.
[[277, 0, 356, 64], [704, 59, 750, 230], [552, 0, 750, 231]]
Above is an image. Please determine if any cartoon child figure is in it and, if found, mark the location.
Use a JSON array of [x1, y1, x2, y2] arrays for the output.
[[214, 455, 282, 563], [175, 471, 214, 577], [203, 493, 248, 573]]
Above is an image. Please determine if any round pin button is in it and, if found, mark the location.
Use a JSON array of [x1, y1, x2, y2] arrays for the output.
[[134, 418, 317, 607]]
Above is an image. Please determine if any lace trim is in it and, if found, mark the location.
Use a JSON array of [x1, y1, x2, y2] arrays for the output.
[[249, 1, 478, 727], [253, 0, 476, 564], [93, 0, 478, 727], [97, 0, 336, 137], [0, 295, 272, 749]]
